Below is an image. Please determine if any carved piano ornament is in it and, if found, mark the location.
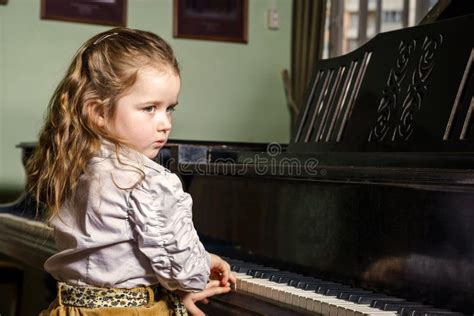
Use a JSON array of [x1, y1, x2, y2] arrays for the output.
[[1, 7, 473, 316]]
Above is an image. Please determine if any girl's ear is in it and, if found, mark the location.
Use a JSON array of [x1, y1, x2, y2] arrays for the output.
[[86, 101, 106, 128]]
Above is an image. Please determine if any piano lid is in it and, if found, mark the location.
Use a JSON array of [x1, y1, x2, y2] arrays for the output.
[[290, 13, 474, 154]]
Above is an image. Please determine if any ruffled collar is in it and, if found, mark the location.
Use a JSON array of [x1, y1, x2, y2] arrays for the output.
[[97, 141, 167, 174]]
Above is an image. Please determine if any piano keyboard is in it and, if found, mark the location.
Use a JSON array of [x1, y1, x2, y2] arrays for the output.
[[225, 258, 463, 316], [0, 213, 466, 315]]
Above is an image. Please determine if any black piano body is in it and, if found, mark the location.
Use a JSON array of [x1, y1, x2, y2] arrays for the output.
[[157, 13, 474, 313], [1, 11, 474, 315]]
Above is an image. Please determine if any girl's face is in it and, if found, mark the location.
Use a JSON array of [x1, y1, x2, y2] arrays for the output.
[[108, 66, 181, 159]]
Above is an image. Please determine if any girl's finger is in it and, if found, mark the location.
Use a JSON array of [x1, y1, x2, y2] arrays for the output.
[[220, 272, 228, 286], [219, 262, 231, 285], [199, 284, 231, 300], [206, 280, 221, 288], [186, 300, 205, 316], [228, 273, 237, 284]]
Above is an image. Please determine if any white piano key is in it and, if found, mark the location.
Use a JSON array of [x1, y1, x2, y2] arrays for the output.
[[236, 274, 325, 310], [278, 286, 299, 304], [315, 297, 349, 314], [297, 295, 308, 309], [292, 290, 322, 307], [234, 272, 252, 291], [241, 277, 280, 299], [348, 305, 398, 316], [274, 284, 316, 306], [337, 303, 370, 316], [330, 301, 363, 316], [242, 278, 263, 295], [308, 294, 337, 312], [260, 280, 290, 299], [285, 287, 326, 308], [236, 274, 372, 315], [238, 278, 249, 292], [233, 268, 408, 316], [252, 278, 275, 297]]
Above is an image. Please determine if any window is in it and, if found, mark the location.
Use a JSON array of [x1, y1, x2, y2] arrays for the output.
[[323, 0, 437, 58]]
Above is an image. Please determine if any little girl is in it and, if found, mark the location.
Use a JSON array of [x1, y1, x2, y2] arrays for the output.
[[26, 28, 235, 315]]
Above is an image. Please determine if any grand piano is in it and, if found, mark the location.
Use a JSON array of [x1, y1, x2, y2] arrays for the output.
[[1, 5, 473, 316]]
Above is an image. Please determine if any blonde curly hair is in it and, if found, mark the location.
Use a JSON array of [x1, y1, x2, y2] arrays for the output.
[[26, 28, 180, 221]]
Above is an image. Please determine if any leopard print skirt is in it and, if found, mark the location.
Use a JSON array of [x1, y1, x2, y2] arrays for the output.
[[51, 282, 188, 316]]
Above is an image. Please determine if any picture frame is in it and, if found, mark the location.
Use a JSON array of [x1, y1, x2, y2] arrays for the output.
[[41, 0, 127, 27], [173, 0, 248, 43], [0, 0, 8, 5]]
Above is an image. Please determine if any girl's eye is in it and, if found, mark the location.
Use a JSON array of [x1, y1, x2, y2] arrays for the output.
[[166, 106, 176, 113], [143, 106, 156, 113]]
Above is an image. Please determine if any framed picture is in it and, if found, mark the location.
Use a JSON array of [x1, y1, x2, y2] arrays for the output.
[[173, 0, 248, 43], [41, 0, 127, 27], [0, 0, 7, 5]]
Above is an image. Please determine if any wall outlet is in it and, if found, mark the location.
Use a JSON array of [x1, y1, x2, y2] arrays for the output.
[[268, 8, 279, 30]]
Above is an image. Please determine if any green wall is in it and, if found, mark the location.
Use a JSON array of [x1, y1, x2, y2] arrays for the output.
[[0, 0, 292, 190]]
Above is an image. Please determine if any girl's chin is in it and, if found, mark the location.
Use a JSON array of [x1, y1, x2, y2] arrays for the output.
[[142, 148, 160, 159]]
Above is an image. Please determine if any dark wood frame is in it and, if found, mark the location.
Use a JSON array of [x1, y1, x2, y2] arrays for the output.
[[40, 0, 127, 27], [173, 0, 248, 43], [0, 0, 8, 5]]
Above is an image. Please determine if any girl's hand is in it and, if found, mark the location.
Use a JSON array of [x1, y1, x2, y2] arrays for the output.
[[209, 253, 237, 286], [178, 280, 231, 316]]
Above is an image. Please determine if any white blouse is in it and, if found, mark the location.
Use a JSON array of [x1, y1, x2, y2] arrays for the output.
[[44, 144, 211, 291]]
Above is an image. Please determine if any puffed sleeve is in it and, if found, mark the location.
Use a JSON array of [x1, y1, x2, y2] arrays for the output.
[[128, 171, 211, 292]]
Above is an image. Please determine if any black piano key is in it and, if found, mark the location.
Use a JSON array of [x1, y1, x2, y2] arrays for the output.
[[254, 269, 282, 279], [399, 307, 455, 316], [400, 307, 433, 316], [288, 276, 321, 288], [355, 294, 404, 305], [214, 254, 464, 315], [202, 253, 465, 315], [254, 270, 276, 279], [246, 267, 279, 278], [231, 265, 255, 273], [378, 301, 427, 312], [272, 276, 292, 283], [268, 272, 303, 283], [224, 255, 461, 315], [336, 289, 373, 300], [411, 310, 464, 316], [371, 299, 416, 309], [301, 280, 337, 290], [231, 263, 263, 273], [317, 285, 352, 296]]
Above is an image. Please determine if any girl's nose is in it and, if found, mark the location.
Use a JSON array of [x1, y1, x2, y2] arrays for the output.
[[157, 113, 172, 132]]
